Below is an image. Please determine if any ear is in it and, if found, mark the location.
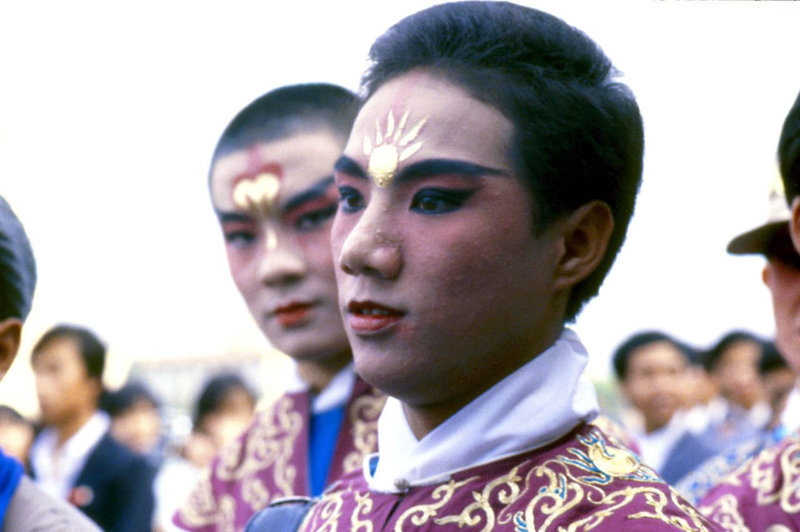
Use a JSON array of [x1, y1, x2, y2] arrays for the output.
[[553, 200, 614, 291], [791, 197, 800, 255], [0, 318, 22, 382]]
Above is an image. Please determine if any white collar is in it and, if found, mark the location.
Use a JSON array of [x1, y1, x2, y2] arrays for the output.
[[31, 411, 110, 499], [366, 328, 599, 493], [286, 362, 356, 414], [635, 412, 688, 472]]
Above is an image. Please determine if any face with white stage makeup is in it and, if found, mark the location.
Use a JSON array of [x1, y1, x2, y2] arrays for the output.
[[331, 71, 612, 434], [211, 129, 350, 367]]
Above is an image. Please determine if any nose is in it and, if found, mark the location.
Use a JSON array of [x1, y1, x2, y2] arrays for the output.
[[259, 229, 307, 286], [338, 204, 402, 280]]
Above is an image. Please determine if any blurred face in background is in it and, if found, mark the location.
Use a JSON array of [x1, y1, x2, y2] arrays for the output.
[[110, 399, 162, 455], [622, 340, 690, 433], [32, 336, 100, 428], [184, 387, 255, 468], [211, 130, 350, 368], [685, 364, 718, 407], [711, 339, 765, 410]]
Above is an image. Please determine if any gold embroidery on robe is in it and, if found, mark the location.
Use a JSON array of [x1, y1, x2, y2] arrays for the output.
[[343, 390, 386, 472], [351, 491, 375, 532], [699, 494, 749, 532], [175, 472, 219, 527], [393, 478, 476, 531]]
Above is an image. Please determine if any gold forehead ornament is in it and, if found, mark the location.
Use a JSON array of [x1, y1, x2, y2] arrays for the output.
[[363, 110, 428, 187], [232, 172, 281, 216]]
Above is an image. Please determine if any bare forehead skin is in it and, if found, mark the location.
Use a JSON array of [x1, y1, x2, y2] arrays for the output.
[[345, 70, 514, 173], [210, 129, 344, 212]]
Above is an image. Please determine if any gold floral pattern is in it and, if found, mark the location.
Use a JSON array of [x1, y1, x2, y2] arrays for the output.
[[699, 494, 749, 532], [216, 395, 303, 495], [394, 478, 476, 530], [299, 426, 714, 531], [343, 390, 386, 473], [175, 380, 383, 532], [175, 472, 219, 527], [351, 492, 375, 532], [699, 430, 800, 530]]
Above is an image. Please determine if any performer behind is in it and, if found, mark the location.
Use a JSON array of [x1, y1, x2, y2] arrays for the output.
[[174, 84, 385, 532]]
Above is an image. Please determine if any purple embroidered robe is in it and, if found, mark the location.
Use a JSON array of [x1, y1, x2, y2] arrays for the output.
[[699, 429, 800, 531], [298, 424, 720, 531], [174, 377, 384, 532]]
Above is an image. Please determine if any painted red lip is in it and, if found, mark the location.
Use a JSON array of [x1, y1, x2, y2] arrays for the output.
[[346, 300, 403, 334], [273, 302, 313, 327]]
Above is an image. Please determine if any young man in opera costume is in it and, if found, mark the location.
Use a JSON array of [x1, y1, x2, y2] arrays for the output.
[[699, 90, 800, 529], [252, 2, 720, 530], [174, 84, 385, 532], [0, 196, 100, 531]]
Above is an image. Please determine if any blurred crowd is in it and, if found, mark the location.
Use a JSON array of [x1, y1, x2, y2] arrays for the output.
[[4, 2, 800, 531], [0, 325, 258, 531]]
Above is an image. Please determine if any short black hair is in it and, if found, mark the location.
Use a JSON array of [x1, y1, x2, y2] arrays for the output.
[[31, 324, 106, 381], [101, 381, 160, 417], [779, 90, 800, 203], [212, 83, 361, 163], [0, 196, 36, 322], [362, 1, 644, 321], [612, 330, 692, 381], [704, 330, 763, 373], [759, 340, 788, 376], [192, 373, 256, 431]]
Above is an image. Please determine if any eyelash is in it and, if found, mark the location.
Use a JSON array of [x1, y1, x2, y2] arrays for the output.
[[338, 186, 364, 213], [337, 186, 474, 215], [293, 203, 337, 230], [223, 228, 256, 248], [410, 188, 473, 214]]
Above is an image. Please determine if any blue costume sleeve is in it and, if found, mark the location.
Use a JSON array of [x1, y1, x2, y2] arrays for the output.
[[308, 406, 346, 496]]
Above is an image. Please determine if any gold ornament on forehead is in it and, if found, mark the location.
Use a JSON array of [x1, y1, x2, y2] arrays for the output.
[[363, 110, 428, 187], [232, 172, 281, 216]]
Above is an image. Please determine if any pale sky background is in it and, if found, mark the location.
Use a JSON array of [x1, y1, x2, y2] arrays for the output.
[[2, 1, 800, 414]]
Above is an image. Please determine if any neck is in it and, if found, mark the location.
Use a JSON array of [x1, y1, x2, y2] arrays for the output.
[[402, 323, 564, 440], [296, 350, 352, 395], [55, 408, 96, 446]]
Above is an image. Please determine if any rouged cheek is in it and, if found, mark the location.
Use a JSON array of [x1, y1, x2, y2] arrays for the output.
[[224, 248, 260, 292]]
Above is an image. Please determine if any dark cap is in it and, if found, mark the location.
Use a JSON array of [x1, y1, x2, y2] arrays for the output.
[[779, 90, 800, 203], [727, 175, 790, 256]]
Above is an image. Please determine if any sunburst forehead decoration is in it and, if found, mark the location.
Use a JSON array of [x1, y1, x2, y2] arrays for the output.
[[363, 110, 428, 187], [232, 172, 281, 216]]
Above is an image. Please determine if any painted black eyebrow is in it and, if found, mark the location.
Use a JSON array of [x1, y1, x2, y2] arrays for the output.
[[216, 211, 250, 223], [334, 156, 368, 180], [394, 159, 508, 182], [333, 155, 508, 183], [283, 176, 335, 212]]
